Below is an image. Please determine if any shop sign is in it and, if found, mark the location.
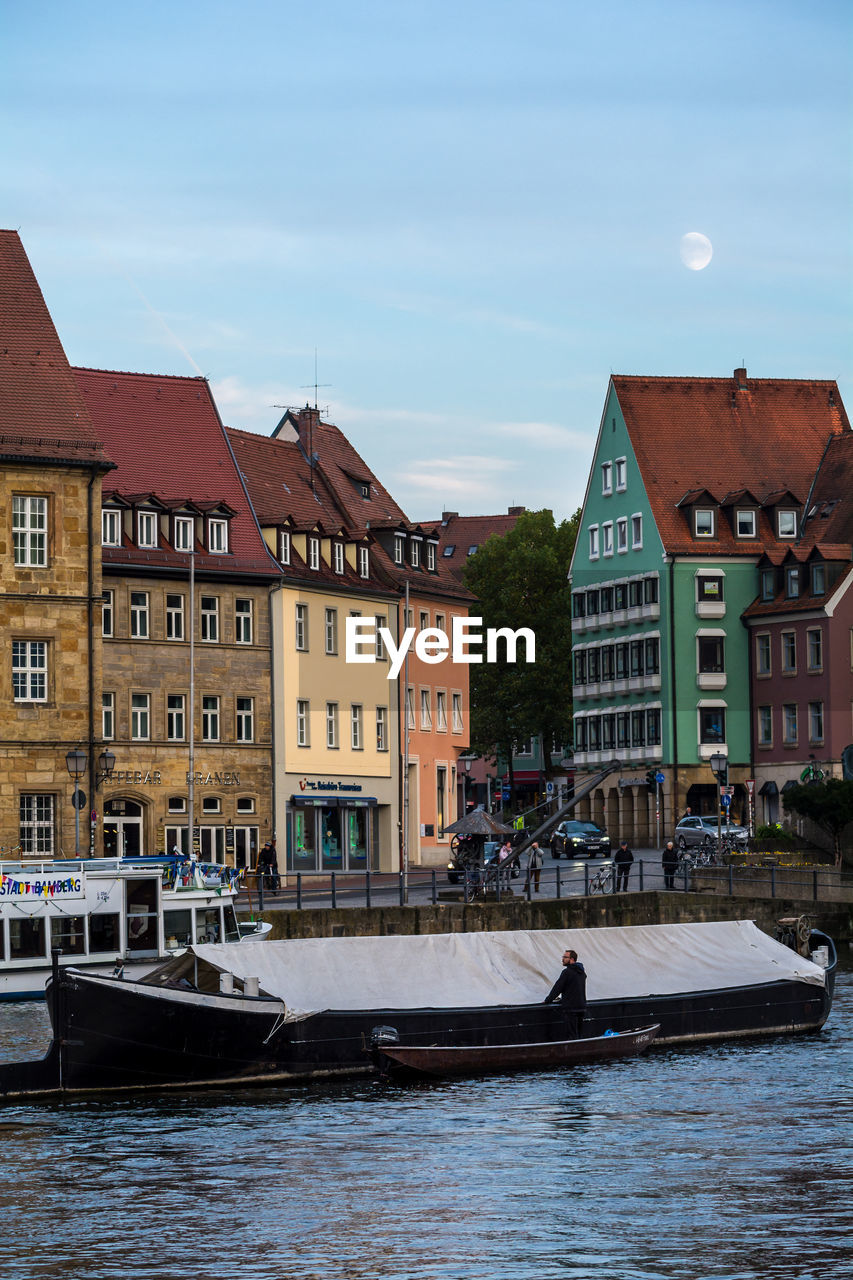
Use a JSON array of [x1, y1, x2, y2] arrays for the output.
[[299, 778, 363, 793]]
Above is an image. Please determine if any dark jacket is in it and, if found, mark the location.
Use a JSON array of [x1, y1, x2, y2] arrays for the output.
[[661, 844, 679, 871], [544, 961, 587, 1010], [614, 844, 634, 866]]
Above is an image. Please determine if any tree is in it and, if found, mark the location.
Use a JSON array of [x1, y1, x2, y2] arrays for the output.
[[782, 779, 853, 867], [463, 508, 579, 803]]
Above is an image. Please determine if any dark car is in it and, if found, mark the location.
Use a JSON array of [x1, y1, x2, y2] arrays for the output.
[[550, 820, 611, 859]]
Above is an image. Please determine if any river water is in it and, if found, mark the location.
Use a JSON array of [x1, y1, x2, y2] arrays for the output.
[[0, 955, 850, 1280]]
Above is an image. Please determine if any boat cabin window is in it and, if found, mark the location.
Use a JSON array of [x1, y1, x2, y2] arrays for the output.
[[223, 902, 241, 942], [50, 916, 86, 955], [89, 913, 120, 953], [10, 917, 46, 961], [126, 877, 160, 953], [164, 909, 192, 949], [195, 907, 223, 945]]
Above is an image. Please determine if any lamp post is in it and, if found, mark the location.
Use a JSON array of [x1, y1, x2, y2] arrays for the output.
[[65, 748, 87, 857], [709, 751, 728, 854]]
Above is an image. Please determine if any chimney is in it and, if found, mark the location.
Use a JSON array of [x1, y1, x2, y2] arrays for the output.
[[508, 505, 526, 516], [733, 367, 748, 389], [441, 511, 458, 522]]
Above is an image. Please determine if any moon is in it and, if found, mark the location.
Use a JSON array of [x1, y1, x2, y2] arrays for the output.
[[680, 231, 713, 271]]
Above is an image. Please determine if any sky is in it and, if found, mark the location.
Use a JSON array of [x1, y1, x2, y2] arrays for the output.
[[2, 0, 850, 523]]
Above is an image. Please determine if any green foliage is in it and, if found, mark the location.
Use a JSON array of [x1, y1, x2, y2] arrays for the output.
[[462, 508, 579, 779], [782, 779, 853, 867], [754, 823, 795, 844]]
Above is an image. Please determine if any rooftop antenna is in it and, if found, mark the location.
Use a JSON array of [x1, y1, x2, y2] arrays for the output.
[[301, 348, 331, 410]]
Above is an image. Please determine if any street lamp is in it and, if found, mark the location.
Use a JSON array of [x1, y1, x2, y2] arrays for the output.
[[708, 751, 728, 848], [65, 748, 87, 857]]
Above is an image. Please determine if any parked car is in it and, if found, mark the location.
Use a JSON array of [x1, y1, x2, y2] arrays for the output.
[[550, 820, 611, 859], [675, 816, 748, 850]]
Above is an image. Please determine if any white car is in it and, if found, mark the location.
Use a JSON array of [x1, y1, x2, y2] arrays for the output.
[[675, 816, 748, 850]]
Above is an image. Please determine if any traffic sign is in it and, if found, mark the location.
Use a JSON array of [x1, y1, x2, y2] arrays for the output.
[[655, 771, 665, 785], [720, 784, 735, 796], [546, 782, 554, 794], [721, 794, 731, 808], [745, 779, 755, 795], [72, 786, 87, 811]]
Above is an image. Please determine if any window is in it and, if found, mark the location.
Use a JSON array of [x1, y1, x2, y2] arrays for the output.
[[236, 797, 255, 814], [695, 509, 715, 538], [644, 576, 658, 604], [130, 591, 149, 639], [645, 636, 660, 674], [296, 699, 309, 746], [326, 702, 339, 749], [589, 525, 599, 559], [436, 766, 447, 838], [646, 708, 661, 745], [601, 461, 613, 495], [202, 695, 220, 742], [102, 589, 114, 638], [333, 542, 345, 574], [166, 594, 185, 641], [174, 516, 193, 551], [351, 704, 363, 750], [406, 687, 415, 730], [420, 689, 432, 730], [736, 509, 756, 538], [295, 603, 308, 651], [615, 458, 627, 491], [167, 694, 185, 741], [12, 640, 47, 702], [375, 616, 386, 661], [102, 692, 115, 740], [782, 632, 796, 673], [616, 517, 628, 553], [359, 546, 369, 578], [308, 536, 320, 571], [573, 593, 586, 619], [376, 706, 388, 752], [783, 703, 798, 744], [138, 511, 157, 548], [131, 693, 150, 740], [807, 628, 823, 672], [279, 529, 291, 565], [167, 796, 187, 814], [778, 510, 797, 538], [236, 696, 254, 743], [809, 701, 824, 744], [435, 612, 446, 634], [394, 534, 405, 565], [630, 711, 644, 747], [325, 608, 338, 655], [410, 540, 421, 568], [102, 509, 121, 546], [602, 522, 614, 556], [698, 637, 724, 673], [235, 599, 253, 644], [516, 738, 533, 756], [208, 519, 228, 553], [573, 650, 587, 685], [200, 596, 219, 642], [19, 795, 54, 856], [426, 542, 437, 571], [443, 545, 455, 557], [756, 634, 771, 676], [699, 707, 726, 744], [419, 610, 429, 632], [452, 693, 463, 732], [758, 706, 772, 746], [13, 495, 47, 566], [436, 690, 447, 731], [202, 796, 221, 815], [588, 648, 601, 681], [811, 563, 825, 596], [614, 584, 627, 610], [786, 567, 800, 599], [467, 545, 478, 557], [631, 514, 643, 549], [760, 569, 775, 601], [697, 575, 724, 603], [587, 589, 599, 615]]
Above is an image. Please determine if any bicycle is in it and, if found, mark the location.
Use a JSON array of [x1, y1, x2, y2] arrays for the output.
[[463, 862, 503, 902], [588, 865, 613, 895]]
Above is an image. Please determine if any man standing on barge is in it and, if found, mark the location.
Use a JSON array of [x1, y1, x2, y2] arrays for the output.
[[544, 948, 587, 1038]]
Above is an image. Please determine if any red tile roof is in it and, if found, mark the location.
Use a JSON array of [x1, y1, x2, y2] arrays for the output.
[[73, 367, 280, 577], [422, 508, 527, 582], [0, 231, 111, 470], [613, 372, 849, 556]]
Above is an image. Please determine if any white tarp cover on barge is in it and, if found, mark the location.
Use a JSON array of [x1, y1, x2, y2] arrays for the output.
[[189, 921, 825, 1022]]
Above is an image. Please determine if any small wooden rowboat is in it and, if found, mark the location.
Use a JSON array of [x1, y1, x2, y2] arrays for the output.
[[374, 1023, 660, 1078]]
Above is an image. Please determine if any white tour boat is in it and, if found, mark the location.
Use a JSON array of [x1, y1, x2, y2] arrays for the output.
[[0, 854, 270, 1001]]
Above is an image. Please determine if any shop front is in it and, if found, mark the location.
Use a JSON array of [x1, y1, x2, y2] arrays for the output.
[[285, 775, 398, 874]]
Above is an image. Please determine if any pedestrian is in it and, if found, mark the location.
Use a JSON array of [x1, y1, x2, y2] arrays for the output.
[[257, 840, 277, 892], [614, 839, 634, 891], [524, 841, 543, 893], [682, 805, 692, 819], [662, 840, 679, 890], [498, 838, 513, 890], [543, 947, 588, 1038], [267, 837, 280, 893]]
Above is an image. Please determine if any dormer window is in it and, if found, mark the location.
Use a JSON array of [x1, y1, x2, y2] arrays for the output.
[[410, 540, 421, 568], [777, 510, 797, 539], [137, 511, 157, 549], [394, 534, 405, 565], [360, 482, 370, 499], [694, 509, 715, 538], [359, 546, 369, 579], [811, 563, 825, 596], [426, 542, 437, 571], [208, 518, 228, 553], [735, 509, 756, 538], [333, 542, 345, 574], [786, 567, 800, 599], [760, 568, 775, 601], [279, 529, 291, 565], [174, 516, 194, 551], [601, 461, 613, 496], [308, 536, 320, 571], [102, 509, 121, 547]]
